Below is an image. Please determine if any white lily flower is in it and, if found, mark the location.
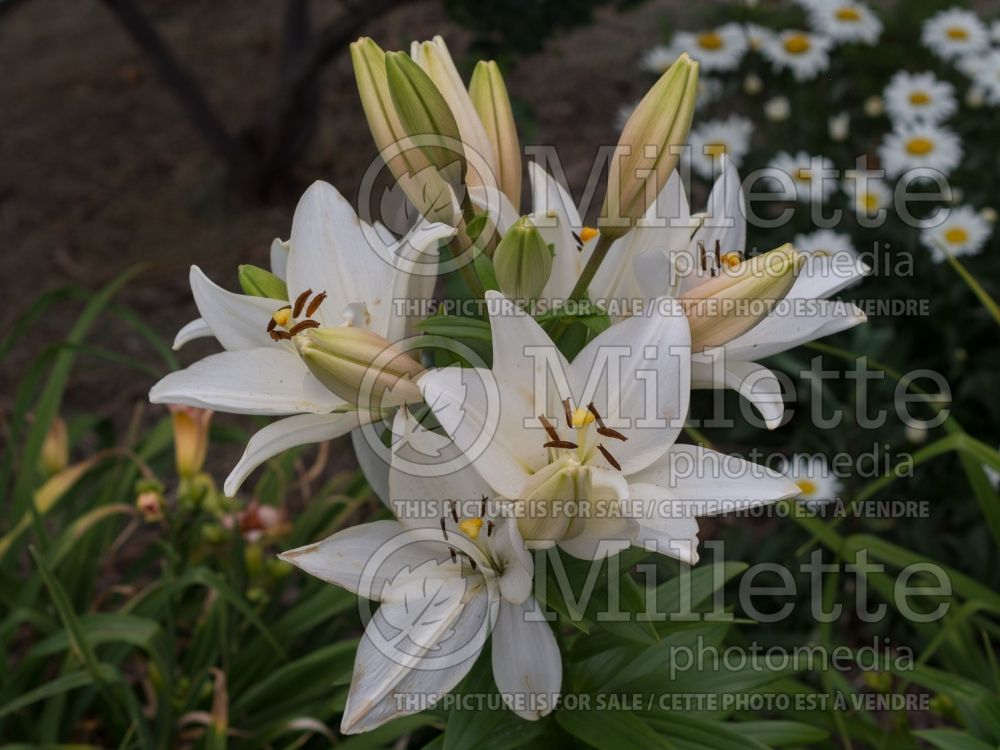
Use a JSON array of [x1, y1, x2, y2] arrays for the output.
[[280, 418, 559, 732], [418, 291, 798, 563], [150, 181, 455, 495]]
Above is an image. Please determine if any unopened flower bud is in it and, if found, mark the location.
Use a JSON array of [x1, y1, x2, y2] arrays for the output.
[[38, 416, 69, 476], [136, 490, 164, 522], [743, 73, 763, 95], [170, 405, 212, 479], [469, 60, 522, 207], [601, 53, 699, 238], [238, 264, 288, 300], [764, 96, 790, 122], [681, 243, 804, 351], [863, 95, 884, 117], [828, 112, 850, 142], [966, 86, 985, 109], [493, 216, 554, 301], [296, 327, 424, 410]]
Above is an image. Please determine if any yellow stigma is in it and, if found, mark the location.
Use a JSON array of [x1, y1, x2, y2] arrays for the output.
[[783, 34, 811, 54], [272, 308, 292, 327], [862, 193, 879, 212], [697, 31, 724, 50], [945, 227, 969, 245], [908, 91, 931, 106], [571, 407, 595, 429], [580, 226, 600, 243], [946, 26, 969, 40], [704, 142, 728, 159], [795, 168, 813, 182], [905, 137, 934, 155], [457, 517, 483, 539], [835, 7, 861, 21], [721, 252, 742, 269], [796, 479, 817, 496]]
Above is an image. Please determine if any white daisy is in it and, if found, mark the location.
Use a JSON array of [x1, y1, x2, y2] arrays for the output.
[[843, 172, 893, 219], [920, 205, 992, 262], [877, 123, 963, 178], [761, 30, 833, 81], [921, 8, 989, 62], [766, 151, 837, 204], [806, 1, 883, 45], [794, 230, 863, 287], [662, 23, 750, 73], [960, 50, 1000, 106], [782, 454, 843, 507], [992, 19, 1000, 44], [686, 116, 754, 179], [764, 95, 791, 122], [640, 45, 676, 75], [883, 71, 957, 125]]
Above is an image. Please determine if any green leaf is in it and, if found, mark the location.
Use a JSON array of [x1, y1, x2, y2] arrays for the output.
[[913, 729, 999, 750], [644, 713, 770, 750], [732, 720, 829, 746], [557, 708, 677, 749]]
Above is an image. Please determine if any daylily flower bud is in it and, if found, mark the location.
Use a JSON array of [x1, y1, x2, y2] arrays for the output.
[[601, 53, 699, 238], [384, 51, 467, 190], [38, 416, 69, 476], [296, 327, 424, 409], [238, 264, 288, 300], [410, 36, 498, 193], [681, 244, 804, 351], [469, 60, 522, 207], [136, 488, 164, 522], [351, 38, 457, 224], [492, 216, 553, 301], [170, 405, 213, 479]]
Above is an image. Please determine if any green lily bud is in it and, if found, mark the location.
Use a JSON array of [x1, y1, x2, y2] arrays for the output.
[[493, 216, 553, 301], [385, 51, 466, 190], [469, 60, 522, 208], [681, 244, 804, 351], [238, 264, 288, 300], [296, 327, 424, 410], [351, 38, 457, 224], [411, 36, 497, 193], [601, 54, 699, 239]]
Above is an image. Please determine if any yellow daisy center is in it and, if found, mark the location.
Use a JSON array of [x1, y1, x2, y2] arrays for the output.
[[704, 142, 728, 159], [908, 91, 931, 105], [946, 26, 969, 40], [945, 227, 969, 245], [905, 137, 935, 155], [697, 31, 724, 50], [795, 168, 813, 182], [862, 193, 879, 212], [836, 7, 861, 22], [784, 34, 812, 54], [796, 479, 817, 496]]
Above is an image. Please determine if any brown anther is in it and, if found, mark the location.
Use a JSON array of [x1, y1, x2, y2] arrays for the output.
[[305, 291, 327, 317], [544, 440, 579, 450], [538, 415, 561, 443], [449, 547, 457, 563], [468, 557, 477, 571], [588, 403, 627, 441], [481, 495, 487, 517], [597, 443, 622, 471], [450, 501, 459, 524], [288, 319, 321, 335], [697, 241, 708, 271], [439, 517, 448, 540], [272, 330, 292, 340], [268, 330, 280, 341], [267, 318, 277, 333], [487, 520, 495, 537], [292, 288, 312, 318], [563, 398, 573, 427]]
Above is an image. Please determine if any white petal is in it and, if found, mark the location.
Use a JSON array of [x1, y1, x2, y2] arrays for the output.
[[570, 297, 691, 475], [269, 237, 289, 280], [724, 301, 867, 361], [529, 161, 582, 227], [786, 254, 870, 301], [691, 355, 787, 430], [492, 597, 562, 720], [689, 156, 745, 270], [341, 579, 494, 733], [173, 318, 213, 350], [559, 468, 635, 560], [189, 266, 285, 351], [224, 412, 361, 496], [352, 427, 392, 507], [149, 348, 341, 415], [381, 219, 456, 341]]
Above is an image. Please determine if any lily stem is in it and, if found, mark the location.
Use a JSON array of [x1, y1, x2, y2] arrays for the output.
[[548, 233, 617, 342]]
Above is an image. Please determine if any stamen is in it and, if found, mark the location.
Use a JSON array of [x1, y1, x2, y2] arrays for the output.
[[288, 320, 321, 335], [480, 495, 487, 517], [538, 415, 561, 443], [563, 398, 573, 427], [292, 289, 312, 318], [697, 241, 708, 271], [588, 402, 627, 441], [579, 226, 599, 243], [571, 407, 595, 429], [571, 230, 582, 246], [271, 330, 292, 341], [267, 318, 277, 333], [544, 439, 579, 450], [597, 443, 622, 471], [450, 501, 459, 524], [439, 517, 448, 540], [468, 557, 477, 571], [449, 547, 457, 563], [272, 307, 292, 328], [458, 517, 483, 539], [305, 291, 327, 317], [487, 520, 494, 537]]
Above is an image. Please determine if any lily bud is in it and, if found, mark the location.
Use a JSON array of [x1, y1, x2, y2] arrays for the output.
[[384, 51, 467, 190], [136, 490, 164, 523], [601, 53, 699, 239], [681, 244, 804, 351], [170, 405, 213, 479], [469, 60, 522, 208], [296, 327, 424, 410], [38, 416, 69, 476], [238, 264, 288, 300], [411, 37, 498, 193], [351, 38, 457, 224], [493, 216, 553, 301]]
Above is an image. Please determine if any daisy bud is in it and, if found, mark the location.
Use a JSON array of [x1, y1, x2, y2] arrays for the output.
[[410, 37, 499, 193], [980, 207, 998, 223], [764, 96, 790, 122], [743, 73, 763, 95], [384, 51, 467, 190], [828, 112, 850, 142], [493, 216, 553, 301], [351, 38, 457, 224], [602, 53, 699, 238], [170, 405, 213, 479], [966, 85, 985, 108], [296, 327, 424, 409], [238, 264, 288, 300], [681, 244, 804, 351], [38, 416, 69, 476], [469, 60, 522, 208], [863, 95, 884, 117]]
